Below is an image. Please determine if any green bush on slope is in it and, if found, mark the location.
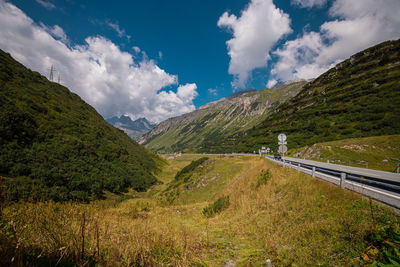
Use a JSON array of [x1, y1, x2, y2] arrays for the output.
[[202, 195, 230, 218], [174, 157, 209, 181]]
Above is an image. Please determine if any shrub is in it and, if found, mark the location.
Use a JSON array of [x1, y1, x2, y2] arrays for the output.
[[174, 157, 209, 181], [202, 195, 230, 218], [255, 169, 272, 188]]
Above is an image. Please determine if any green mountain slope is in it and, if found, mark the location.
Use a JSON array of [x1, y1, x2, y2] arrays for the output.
[[234, 40, 400, 152], [139, 81, 306, 153], [287, 135, 400, 172], [0, 50, 160, 202]]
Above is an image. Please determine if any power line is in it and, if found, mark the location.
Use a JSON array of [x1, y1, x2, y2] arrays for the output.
[[49, 65, 55, 81]]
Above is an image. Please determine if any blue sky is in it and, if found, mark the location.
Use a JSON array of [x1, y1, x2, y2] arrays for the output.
[[1, 0, 399, 122]]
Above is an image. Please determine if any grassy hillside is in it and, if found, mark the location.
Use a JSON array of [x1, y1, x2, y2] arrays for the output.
[[142, 81, 306, 153], [233, 40, 400, 152], [0, 50, 161, 202], [287, 135, 400, 172], [1, 154, 399, 266]]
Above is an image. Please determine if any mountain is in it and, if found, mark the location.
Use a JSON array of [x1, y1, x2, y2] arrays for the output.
[[0, 49, 161, 202], [234, 39, 400, 152], [138, 80, 307, 153], [106, 116, 156, 139]]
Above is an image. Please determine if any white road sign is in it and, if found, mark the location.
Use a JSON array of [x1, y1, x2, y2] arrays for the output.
[[278, 133, 287, 142], [278, 145, 288, 153]]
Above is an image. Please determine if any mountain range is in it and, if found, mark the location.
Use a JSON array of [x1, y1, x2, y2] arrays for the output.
[[140, 39, 400, 153], [138, 80, 307, 153], [106, 116, 156, 139]]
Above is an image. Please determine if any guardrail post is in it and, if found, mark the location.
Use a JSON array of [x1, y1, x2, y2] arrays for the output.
[[340, 172, 346, 188], [298, 163, 301, 170], [312, 167, 315, 177]]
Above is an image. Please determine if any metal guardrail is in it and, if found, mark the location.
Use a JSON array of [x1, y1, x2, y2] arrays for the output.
[[266, 156, 400, 209]]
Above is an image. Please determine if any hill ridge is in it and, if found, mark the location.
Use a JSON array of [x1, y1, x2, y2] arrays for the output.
[[0, 49, 160, 202]]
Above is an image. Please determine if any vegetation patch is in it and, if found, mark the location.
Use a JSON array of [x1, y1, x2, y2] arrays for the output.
[[174, 157, 209, 181], [254, 169, 272, 188], [202, 195, 230, 218], [362, 225, 400, 265]]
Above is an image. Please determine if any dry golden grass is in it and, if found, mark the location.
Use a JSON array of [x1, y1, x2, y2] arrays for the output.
[[1, 155, 399, 266]]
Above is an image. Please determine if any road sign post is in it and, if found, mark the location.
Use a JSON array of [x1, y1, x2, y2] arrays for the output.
[[278, 133, 287, 156]]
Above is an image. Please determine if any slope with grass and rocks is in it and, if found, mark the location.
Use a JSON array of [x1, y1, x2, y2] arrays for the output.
[[0, 49, 161, 202], [138, 81, 307, 153], [287, 135, 400, 172]]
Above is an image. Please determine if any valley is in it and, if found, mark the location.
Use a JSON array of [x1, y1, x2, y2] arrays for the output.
[[2, 154, 399, 266]]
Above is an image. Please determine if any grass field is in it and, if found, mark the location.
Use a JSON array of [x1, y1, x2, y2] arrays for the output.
[[287, 135, 400, 172], [1, 154, 399, 266]]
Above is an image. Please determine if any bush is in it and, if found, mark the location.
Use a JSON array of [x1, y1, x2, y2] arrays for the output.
[[202, 195, 230, 218], [174, 157, 209, 181], [255, 170, 272, 188]]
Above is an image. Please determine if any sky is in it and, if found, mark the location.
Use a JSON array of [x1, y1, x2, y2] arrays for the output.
[[0, 0, 399, 123]]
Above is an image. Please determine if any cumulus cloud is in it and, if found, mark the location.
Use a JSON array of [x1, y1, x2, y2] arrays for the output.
[[0, 1, 197, 123], [218, 0, 292, 88], [270, 0, 400, 82], [291, 0, 327, 8], [36, 0, 55, 10]]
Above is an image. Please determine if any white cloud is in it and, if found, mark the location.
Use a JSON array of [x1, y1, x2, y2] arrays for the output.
[[40, 23, 68, 43], [132, 46, 141, 53], [218, 0, 292, 88], [291, 0, 327, 8], [270, 0, 400, 82], [36, 0, 55, 10], [266, 79, 277, 88], [0, 1, 198, 123], [106, 21, 131, 40]]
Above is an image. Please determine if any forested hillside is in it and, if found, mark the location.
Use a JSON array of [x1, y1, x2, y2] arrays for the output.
[[234, 40, 400, 152], [0, 50, 161, 202]]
